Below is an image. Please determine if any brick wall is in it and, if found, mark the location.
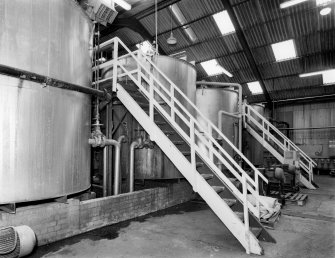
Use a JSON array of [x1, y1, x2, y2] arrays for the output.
[[0, 181, 194, 246]]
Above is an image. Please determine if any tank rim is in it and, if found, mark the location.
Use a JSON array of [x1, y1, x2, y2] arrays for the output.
[[154, 55, 196, 72]]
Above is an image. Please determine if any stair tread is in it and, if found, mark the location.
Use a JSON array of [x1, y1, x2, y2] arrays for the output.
[[222, 198, 237, 207], [234, 211, 244, 221], [196, 162, 204, 168], [250, 227, 262, 238], [212, 186, 225, 193], [201, 174, 214, 180], [181, 151, 191, 156], [172, 141, 185, 145]]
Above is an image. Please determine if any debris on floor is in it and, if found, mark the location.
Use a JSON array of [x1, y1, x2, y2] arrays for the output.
[[270, 191, 308, 206]]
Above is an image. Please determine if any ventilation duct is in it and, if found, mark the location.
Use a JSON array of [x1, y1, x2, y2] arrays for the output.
[[85, 0, 118, 25]]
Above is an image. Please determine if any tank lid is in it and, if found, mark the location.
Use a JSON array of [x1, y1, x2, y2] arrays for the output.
[[153, 55, 196, 72]]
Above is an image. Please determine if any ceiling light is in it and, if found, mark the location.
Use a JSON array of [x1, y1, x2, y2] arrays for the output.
[[247, 81, 263, 95], [170, 4, 197, 42], [167, 32, 177, 45], [200, 59, 233, 77], [280, 0, 308, 9], [316, 0, 332, 6], [113, 0, 131, 10], [271, 39, 297, 61], [299, 69, 335, 85], [213, 11, 235, 35], [320, 7, 332, 15], [322, 69, 335, 84], [136, 41, 153, 54]]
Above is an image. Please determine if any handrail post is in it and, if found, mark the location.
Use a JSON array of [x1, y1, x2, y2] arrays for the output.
[[208, 124, 213, 161], [149, 75, 154, 121], [242, 172, 250, 254], [112, 39, 118, 92], [170, 85, 175, 121], [255, 172, 260, 219], [190, 118, 197, 192], [137, 51, 141, 84]]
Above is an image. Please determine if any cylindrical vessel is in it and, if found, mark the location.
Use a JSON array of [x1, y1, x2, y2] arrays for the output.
[[135, 56, 196, 179], [243, 104, 266, 166], [196, 87, 239, 157], [0, 0, 92, 204]]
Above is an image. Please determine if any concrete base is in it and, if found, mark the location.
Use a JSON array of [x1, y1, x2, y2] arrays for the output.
[[27, 175, 335, 258]]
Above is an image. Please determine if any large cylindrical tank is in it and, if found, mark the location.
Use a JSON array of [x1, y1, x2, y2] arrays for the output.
[[0, 0, 92, 204], [196, 87, 239, 157], [243, 104, 266, 167], [135, 56, 196, 179]]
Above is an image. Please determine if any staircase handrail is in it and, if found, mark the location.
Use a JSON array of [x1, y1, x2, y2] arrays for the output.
[[93, 37, 271, 217], [244, 104, 316, 168]]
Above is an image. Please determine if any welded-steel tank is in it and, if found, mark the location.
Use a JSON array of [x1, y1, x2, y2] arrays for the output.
[[136, 56, 196, 179], [0, 0, 92, 204], [243, 104, 266, 166], [196, 87, 239, 157]]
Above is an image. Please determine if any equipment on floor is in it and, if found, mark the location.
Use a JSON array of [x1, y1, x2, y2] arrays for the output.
[[0, 225, 36, 257]]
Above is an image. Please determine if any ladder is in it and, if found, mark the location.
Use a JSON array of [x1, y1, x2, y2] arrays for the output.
[[93, 37, 275, 255], [243, 104, 317, 189]]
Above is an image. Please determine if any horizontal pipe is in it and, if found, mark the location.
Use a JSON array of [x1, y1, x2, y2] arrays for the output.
[[279, 126, 335, 130], [0, 64, 111, 101], [92, 184, 103, 189]]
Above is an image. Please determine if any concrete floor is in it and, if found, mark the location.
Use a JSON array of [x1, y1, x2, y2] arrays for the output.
[[29, 175, 335, 258]]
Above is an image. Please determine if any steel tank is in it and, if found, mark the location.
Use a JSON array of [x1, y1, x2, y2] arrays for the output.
[[135, 56, 196, 179], [0, 0, 92, 204], [196, 87, 239, 157], [243, 104, 266, 167]]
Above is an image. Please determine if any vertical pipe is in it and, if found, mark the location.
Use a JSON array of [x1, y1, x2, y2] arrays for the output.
[[129, 138, 141, 192], [113, 135, 126, 195], [103, 147, 108, 197]]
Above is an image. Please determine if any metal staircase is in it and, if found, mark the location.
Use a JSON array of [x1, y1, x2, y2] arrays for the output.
[[243, 104, 317, 189], [93, 37, 275, 255]]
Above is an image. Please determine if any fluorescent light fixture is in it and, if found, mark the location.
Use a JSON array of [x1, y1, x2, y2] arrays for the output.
[[113, 0, 131, 10], [200, 59, 233, 77], [316, 0, 332, 6], [170, 4, 197, 42], [136, 41, 153, 54], [247, 81, 263, 95], [271, 39, 297, 61], [322, 69, 335, 84], [280, 0, 308, 9], [299, 69, 335, 85], [320, 7, 332, 15], [213, 11, 235, 35]]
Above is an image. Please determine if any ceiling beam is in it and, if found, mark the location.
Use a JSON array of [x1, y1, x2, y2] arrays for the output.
[[221, 0, 272, 107], [132, 0, 182, 20], [100, 17, 166, 55]]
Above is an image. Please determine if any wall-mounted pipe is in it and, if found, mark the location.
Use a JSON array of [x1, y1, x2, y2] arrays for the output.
[[0, 64, 111, 101], [129, 138, 143, 193], [196, 81, 243, 152]]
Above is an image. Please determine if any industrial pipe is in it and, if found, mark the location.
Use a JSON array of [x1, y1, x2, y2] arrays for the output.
[[0, 64, 111, 101], [129, 138, 143, 193], [196, 81, 243, 152], [113, 135, 126, 195]]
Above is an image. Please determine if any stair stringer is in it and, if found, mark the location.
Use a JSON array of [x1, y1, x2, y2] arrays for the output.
[[245, 123, 285, 164], [116, 84, 263, 255]]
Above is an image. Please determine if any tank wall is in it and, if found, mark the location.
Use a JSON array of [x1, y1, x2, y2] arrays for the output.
[[243, 104, 266, 166], [196, 88, 239, 156], [0, 0, 92, 87], [0, 0, 92, 203]]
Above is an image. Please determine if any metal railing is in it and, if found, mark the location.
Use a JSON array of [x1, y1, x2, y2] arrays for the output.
[[93, 37, 270, 221], [244, 104, 317, 183]]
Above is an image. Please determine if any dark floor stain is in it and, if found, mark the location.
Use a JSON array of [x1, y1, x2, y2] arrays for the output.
[[28, 201, 208, 257]]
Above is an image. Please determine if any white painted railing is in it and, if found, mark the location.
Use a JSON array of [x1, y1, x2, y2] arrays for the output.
[[244, 104, 316, 183], [93, 37, 270, 220]]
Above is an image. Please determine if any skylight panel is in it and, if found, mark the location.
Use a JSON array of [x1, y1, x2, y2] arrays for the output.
[[213, 11, 235, 36], [316, 0, 332, 6], [322, 69, 335, 84], [247, 81, 263, 95], [200, 59, 233, 77], [271, 39, 297, 61], [136, 41, 153, 54]]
